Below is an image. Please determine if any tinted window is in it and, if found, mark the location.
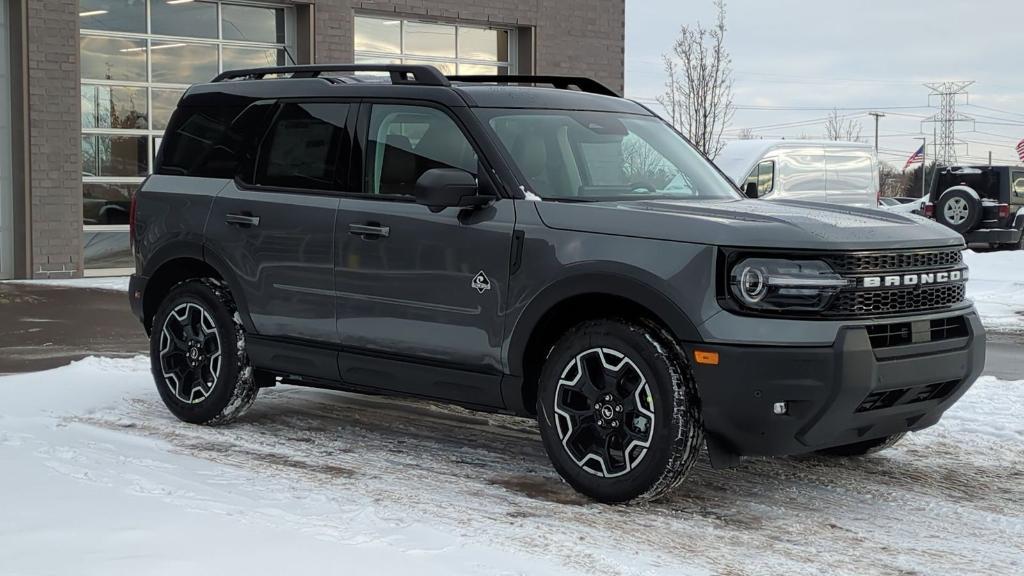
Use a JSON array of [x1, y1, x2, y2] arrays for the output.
[[368, 105, 477, 196], [158, 103, 259, 178], [743, 161, 774, 197], [255, 103, 351, 191]]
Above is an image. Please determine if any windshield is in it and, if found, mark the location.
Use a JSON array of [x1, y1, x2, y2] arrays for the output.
[[476, 109, 741, 201]]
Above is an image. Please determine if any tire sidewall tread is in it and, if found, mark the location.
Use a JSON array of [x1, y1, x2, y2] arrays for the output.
[[149, 278, 258, 425]]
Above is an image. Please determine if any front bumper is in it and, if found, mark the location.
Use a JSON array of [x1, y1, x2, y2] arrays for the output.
[[128, 274, 147, 324], [691, 311, 985, 464], [964, 227, 1022, 244]]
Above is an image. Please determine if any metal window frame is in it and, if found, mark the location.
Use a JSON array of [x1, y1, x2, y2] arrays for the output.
[[352, 15, 515, 75]]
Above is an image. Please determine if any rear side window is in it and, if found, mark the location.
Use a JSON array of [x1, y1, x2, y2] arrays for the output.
[[158, 105, 247, 178], [254, 102, 351, 191], [1012, 171, 1024, 199]]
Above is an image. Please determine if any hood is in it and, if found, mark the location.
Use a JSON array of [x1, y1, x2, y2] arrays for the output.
[[534, 198, 964, 251]]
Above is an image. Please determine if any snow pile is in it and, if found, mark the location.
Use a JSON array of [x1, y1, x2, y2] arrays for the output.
[[6, 276, 131, 292], [964, 249, 1024, 333], [1, 357, 1022, 575]]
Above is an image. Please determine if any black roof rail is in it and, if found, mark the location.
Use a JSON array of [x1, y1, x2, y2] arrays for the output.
[[447, 75, 619, 97], [211, 64, 450, 86]]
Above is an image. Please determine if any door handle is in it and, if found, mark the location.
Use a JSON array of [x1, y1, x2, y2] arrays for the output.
[[225, 213, 260, 227], [349, 223, 390, 238]]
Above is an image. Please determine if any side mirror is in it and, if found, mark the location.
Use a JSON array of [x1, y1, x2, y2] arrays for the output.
[[744, 181, 759, 199], [413, 168, 491, 213]]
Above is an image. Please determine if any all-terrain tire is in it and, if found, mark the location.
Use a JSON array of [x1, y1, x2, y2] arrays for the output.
[[935, 188, 981, 233], [536, 318, 703, 504], [817, 433, 905, 457], [150, 278, 258, 425]]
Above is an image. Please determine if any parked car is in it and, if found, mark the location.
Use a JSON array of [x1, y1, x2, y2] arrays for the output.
[[130, 65, 984, 504], [922, 165, 1024, 250], [715, 140, 880, 207]]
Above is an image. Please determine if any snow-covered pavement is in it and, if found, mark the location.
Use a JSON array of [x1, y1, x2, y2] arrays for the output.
[[1, 357, 1022, 575], [963, 250, 1024, 334]]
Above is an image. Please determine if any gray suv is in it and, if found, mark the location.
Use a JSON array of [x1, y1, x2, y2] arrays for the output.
[[129, 65, 985, 503]]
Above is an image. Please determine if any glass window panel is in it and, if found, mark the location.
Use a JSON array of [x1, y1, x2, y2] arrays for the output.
[[457, 64, 506, 76], [150, 41, 219, 84], [82, 135, 148, 177], [368, 105, 477, 196], [83, 182, 137, 225], [354, 17, 401, 54], [402, 59, 455, 76], [458, 27, 508, 62], [151, 0, 218, 39], [256, 103, 351, 191], [152, 89, 185, 131], [222, 46, 285, 71], [404, 21, 455, 58], [222, 4, 286, 44], [81, 85, 148, 130], [83, 230, 133, 269], [354, 55, 401, 65], [79, 0, 146, 33], [80, 35, 147, 82]]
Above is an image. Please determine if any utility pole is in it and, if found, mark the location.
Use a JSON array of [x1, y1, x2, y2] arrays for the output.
[[868, 111, 886, 154]]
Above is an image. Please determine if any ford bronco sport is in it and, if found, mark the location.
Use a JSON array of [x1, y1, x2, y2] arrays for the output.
[[130, 65, 985, 504]]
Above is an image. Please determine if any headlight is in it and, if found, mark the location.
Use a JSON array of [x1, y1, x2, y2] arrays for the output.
[[729, 258, 848, 312]]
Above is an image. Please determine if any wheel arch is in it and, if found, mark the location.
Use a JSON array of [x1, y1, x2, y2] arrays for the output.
[[504, 272, 701, 416], [938, 185, 980, 202], [141, 242, 252, 334]]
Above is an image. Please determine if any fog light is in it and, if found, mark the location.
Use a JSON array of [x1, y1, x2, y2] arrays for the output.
[[772, 402, 788, 415]]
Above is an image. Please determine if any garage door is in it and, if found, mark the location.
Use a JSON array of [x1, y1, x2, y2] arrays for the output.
[[0, 0, 12, 279]]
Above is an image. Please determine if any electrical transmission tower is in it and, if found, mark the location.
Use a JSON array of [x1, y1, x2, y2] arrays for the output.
[[922, 81, 975, 166]]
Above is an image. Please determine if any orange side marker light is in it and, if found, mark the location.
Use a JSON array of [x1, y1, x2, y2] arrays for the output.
[[694, 350, 719, 366]]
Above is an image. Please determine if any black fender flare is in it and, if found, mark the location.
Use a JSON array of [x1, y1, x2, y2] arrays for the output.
[[141, 240, 256, 334], [506, 268, 702, 378]]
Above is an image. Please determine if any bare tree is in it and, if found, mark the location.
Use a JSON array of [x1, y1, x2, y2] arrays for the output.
[[824, 109, 864, 142], [735, 127, 756, 140], [623, 139, 673, 189], [657, 0, 734, 159]]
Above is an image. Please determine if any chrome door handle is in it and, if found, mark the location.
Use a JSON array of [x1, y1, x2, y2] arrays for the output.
[[225, 213, 261, 227], [349, 223, 390, 238]]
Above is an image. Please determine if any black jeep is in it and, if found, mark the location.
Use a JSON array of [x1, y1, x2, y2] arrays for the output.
[[927, 165, 1024, 249]]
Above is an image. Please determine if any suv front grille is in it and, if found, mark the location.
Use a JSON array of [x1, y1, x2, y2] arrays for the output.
[[823, 248, 967, 317], [856, 379, 961, 412], [865, 315, 969, 348], [824, 249, 962, 272]]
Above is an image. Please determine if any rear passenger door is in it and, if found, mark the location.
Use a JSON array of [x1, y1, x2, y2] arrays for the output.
[[333, 102, 514, 397], [205, 100, 355, 345]]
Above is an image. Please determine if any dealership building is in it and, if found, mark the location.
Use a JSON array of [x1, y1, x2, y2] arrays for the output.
[[0, 0, 624, 279]]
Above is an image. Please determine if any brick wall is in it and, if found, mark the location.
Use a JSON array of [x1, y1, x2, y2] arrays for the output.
[[26, 0, 80, 278], [309, 0, 625, 94]]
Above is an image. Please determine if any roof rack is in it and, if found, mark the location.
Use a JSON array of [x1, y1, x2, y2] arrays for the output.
[[447, 75, 619, 97], [211, 64, 450, 86]]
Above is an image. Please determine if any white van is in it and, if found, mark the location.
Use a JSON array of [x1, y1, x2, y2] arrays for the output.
[[715, 140, 880, 207]]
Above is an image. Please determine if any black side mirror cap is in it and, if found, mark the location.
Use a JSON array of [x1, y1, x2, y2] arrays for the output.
[[744, 182, 759, 199], [413, 168, 491, 213]]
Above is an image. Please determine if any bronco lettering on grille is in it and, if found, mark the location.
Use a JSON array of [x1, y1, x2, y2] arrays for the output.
[[860, 268, 967, 288]]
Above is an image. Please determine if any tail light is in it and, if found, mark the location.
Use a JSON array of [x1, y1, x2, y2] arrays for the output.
[[922, 203, 935, 218], [998, 204, 1010, 219]]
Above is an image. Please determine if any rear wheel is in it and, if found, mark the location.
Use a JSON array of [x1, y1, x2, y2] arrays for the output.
[[536, 318, 703, 504], [935, 189, 981, 233], [150, 279, 258, 425], [817, 433, 905, 457]]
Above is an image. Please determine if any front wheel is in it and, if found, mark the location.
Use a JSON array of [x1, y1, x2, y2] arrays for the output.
[[150, 279, 259, 425], [536, 318, 703, 504]]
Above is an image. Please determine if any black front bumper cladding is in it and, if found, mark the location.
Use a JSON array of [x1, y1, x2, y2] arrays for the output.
[[691, 312, 985, 467]]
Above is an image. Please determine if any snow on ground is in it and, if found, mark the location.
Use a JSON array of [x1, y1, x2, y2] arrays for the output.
[[1, 357, 1022, 575], [6, 276, 130, 292], [964, 250, 1024, 334]]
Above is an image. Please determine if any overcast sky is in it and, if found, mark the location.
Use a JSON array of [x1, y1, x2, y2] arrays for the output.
[[625, 0, 1024, 167]]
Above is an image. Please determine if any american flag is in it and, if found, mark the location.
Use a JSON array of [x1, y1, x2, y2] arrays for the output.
[[904, 145, 925, 170], [1017, 138, 1024, 163]]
